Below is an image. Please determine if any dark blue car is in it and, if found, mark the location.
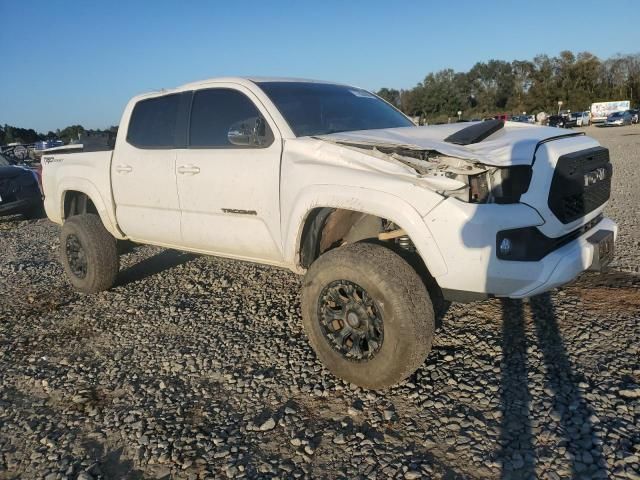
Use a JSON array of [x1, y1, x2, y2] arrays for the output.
[[0, 154, 44, 218]]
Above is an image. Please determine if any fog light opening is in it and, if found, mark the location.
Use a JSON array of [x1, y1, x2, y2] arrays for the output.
[[499, 238, 512, 257]]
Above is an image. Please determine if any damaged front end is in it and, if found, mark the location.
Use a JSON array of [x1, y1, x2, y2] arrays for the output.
[[321, 140, 532, 205]]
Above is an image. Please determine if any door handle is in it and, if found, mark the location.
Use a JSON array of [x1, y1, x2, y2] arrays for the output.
[[177, 165, 200, 175], [115, 165, 133, 174]]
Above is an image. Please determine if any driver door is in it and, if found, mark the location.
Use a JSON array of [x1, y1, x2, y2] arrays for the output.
[[175, 85, 284, 262]]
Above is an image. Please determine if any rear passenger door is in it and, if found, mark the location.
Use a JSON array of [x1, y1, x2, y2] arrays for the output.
[[175, 85, 284, 262], [112, 92, 190, 246]]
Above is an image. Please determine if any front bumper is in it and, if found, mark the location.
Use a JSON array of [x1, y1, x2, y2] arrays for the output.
[[423, 199, 617, 300], [503, 217, 616, 298]]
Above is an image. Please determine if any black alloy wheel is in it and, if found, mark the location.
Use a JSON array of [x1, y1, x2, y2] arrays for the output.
[[318, 280, 384, 362]]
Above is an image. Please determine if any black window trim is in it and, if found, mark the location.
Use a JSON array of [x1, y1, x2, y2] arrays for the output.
[[126, 87, 276, 151], [186, 86, 275, 150]]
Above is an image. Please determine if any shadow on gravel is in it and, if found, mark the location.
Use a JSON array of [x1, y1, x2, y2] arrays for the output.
[[499, 299, 535, 479], [499, 294, 607, 479], [101, 447, 144, 479], [530, 293, 606, 478], [81, 439, 144, 479], [117, 249, 197, 287]]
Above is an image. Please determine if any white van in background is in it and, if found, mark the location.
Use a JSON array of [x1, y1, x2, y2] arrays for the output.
[[590, 101, 630, 123]]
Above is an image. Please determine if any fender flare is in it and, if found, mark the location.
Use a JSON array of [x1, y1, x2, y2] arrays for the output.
[[283, 185, 447, 277], [59, 178, 125, 239]]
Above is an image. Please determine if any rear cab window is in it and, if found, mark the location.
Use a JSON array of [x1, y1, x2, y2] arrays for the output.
[[127, 93, 190, 148]]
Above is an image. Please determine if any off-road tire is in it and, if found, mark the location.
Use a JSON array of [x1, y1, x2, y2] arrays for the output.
[[60, 214, 119, 293], [301, 242, 435, 389]]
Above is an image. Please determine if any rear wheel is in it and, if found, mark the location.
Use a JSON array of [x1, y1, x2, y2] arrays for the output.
[[60, 214, 119, 293], [301, 242, 435, 389]]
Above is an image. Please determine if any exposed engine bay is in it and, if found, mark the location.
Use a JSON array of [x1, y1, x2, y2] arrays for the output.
[[319, 139, 533, 204]]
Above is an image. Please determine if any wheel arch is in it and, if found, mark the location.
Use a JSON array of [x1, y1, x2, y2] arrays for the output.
[[58, 180, 124, 239], [285, 186, 447, 277], [63, 190, 99, 218]]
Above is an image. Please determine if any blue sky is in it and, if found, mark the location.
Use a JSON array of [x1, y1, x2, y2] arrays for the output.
[[1, 0, 636, 132]]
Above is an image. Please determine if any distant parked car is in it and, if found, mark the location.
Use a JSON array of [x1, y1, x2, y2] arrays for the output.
[[548, 115, 568, 128], [565, 113, 579, 128], [605, 110, 633, 126], [565, 111, 588, 127], [562, 111, 587, 127], [0, 155, 44, 218], [628, 109, 639, 124], [34, 140, 64, 151], [577, 111, 591, 127]]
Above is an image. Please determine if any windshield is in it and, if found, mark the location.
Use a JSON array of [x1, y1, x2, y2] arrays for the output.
[[610, 112, 623, 118], [256, 81, 413, 137]]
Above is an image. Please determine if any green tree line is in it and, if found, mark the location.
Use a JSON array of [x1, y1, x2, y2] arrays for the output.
[[377, 51, 640, 122], [1, 124, 117, 146]]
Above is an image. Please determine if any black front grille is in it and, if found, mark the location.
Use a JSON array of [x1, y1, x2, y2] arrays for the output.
[[548, 147, 612, 224]]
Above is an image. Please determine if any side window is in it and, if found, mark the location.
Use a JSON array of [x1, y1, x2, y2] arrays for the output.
[[189, 88, 274, 148], [127, 94, 185, 148]]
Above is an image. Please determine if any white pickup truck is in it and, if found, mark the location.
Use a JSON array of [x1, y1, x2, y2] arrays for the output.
[[42, 77, 616, 389]]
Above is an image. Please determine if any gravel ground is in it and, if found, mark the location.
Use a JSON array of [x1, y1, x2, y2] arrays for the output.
[[1, 125, 639, 480]]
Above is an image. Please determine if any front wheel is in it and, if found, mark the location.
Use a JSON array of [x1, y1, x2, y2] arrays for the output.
[[301, 243, 435, 389], [60, 214, 119, 293]]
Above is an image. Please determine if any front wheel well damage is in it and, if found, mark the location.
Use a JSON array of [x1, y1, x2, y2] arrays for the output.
[[299, 208, 383, 269], [299, 207, 448, 321]]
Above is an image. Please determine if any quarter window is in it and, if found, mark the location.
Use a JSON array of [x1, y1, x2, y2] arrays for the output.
[[189, 88, 273, 148]]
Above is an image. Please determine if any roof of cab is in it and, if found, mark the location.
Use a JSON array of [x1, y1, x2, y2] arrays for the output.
[[132, 77, 350, 100], [179, 76, 347, 89]]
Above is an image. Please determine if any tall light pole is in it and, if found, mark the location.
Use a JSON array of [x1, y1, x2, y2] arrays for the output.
[[457, 110, 462, 121]]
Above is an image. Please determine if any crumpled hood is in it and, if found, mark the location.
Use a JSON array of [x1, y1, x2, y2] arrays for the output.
[[319, 121, 581, 167]]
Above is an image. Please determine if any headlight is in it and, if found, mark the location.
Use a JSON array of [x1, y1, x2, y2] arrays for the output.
[[463, 165, 532, 204], [426, 157, 532, 205]]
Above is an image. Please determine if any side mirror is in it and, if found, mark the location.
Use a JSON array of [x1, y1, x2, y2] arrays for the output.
[[227, 117, 271, 147]]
